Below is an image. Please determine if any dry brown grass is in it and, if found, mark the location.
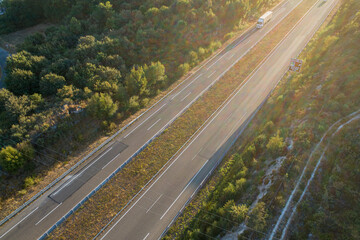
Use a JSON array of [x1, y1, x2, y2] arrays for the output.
[[164, 0, 344, 238], [0, 23, 53, 53], [48, 0, 319, 238], [0, 0, 269, 223]]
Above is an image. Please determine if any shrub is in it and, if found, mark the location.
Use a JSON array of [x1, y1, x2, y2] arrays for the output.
[[128, 95, 140, 112], [266, 131, 286, 158], [40, 73, 66, 96], [177, 63, 190, 77], [87, 92, 118, 119], [0, 146, 25, 174]]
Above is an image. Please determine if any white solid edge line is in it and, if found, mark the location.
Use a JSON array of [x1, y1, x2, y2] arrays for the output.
[[102, 152, 122, 170], [35, 203, 63, 226], [0, 207, 39, 239], [218, 113, 247, 149], [32, 1, 294, 238], [99, 8, 296, 233], [160, 159, 209, 220], [160, 111, 245, 220], [146, 194, 163, 213], [124, 104, 167, 138], [79, 1, 309, 238], [147, 119, 162, 131], [158, 0, 320, 227]]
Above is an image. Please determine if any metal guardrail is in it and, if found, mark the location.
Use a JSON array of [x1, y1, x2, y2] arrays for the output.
[[2, 0, 294, 232], [0, 112, 146, 227], [157, 1, 339, 238], [0, 35, 227, 228], [157, 99, 261, 240]]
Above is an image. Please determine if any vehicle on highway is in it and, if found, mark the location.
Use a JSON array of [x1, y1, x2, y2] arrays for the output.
[[257, 11, 273, 29]]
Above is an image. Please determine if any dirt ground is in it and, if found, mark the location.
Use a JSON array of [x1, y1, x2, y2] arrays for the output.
[[0, 23, 53, 53]]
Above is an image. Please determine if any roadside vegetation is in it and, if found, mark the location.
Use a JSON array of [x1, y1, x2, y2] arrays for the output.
[[47, 0, 321, 238], [0, 0, 280, 220], [164, 0, 360, 239]]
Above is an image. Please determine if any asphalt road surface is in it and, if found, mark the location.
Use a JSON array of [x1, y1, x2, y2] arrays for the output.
[[0, 0, 336, 239], [99, 0, 337, 239]]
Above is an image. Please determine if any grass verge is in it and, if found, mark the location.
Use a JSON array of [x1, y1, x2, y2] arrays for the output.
[[163, 0, 360, 239], [47, 0, 319, 238], [0, 0, 272, 221]]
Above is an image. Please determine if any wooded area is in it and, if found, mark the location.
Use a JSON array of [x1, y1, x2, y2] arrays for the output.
[[0, 0, 277, 216], [165, 0, 360, 238]]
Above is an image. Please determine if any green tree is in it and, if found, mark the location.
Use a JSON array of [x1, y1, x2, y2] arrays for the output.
[[247, 202, 268, 231], [6, 50, 46, 76], [91, 1, 114, 31], [5, 68, 36, 95], [125, 66, 148, 97], [0, 146, 25, 174], [43, 0, 74, 22], [0, 89, 13, 112], [128, 95, 140, 111], [230, 204, 248, 222], [177, 63, 190, 77], [144, 61, 167, 92], [266, 131, 286, 158], [90, 65, 121, 94], [57, 85, 80, 101], [16, 141, 35, 161], [40, 73, 66, 96], [87, 92, 118, 119], [4, 95, 34, 121], [69, 17, 82, 34], [1, 0, 44, 30]]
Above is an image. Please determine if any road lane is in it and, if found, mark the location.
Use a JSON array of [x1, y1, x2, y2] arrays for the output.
[[100, 0, 337, 239], [0, 0, 311, 239]]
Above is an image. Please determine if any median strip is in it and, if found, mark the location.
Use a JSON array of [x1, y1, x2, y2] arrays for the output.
[[47, 0, 318, 238]]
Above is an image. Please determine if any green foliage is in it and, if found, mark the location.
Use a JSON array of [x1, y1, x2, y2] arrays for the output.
[[0, 0, 44, 32], [177, 63, 190, 78], [87, 92, 118, 119], [230, 204, 248, 222], [144, 61, 167, 94], [4, 94, 35, 121], [0, 0, 287, 227], [247, 202, 268, 231], [16, 141, 35, 161], [125, 66, 148, 97], [43, 0, 74, 23], [266, 131, 286, 158], [40, 73, 66, 96], [128, 95, 140, 112], [0, 146, 25, 174], [57, 85, 80, 101], [5, 68, 36, 95], [5, 51, 47, 95]]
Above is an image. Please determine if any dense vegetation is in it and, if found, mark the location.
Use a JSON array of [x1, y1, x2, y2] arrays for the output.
[[165, 0, 360, 239], [0, 0, 279, 216], [289, 121, 360, 239]]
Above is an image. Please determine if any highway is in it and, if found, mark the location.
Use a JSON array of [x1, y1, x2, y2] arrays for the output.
[[0, 0, 334, 239], [98, 0, 337, 239]]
